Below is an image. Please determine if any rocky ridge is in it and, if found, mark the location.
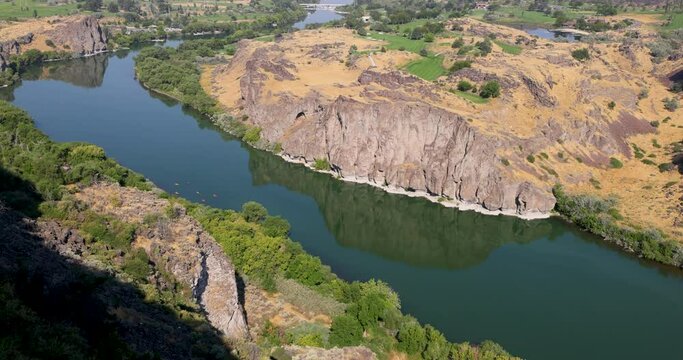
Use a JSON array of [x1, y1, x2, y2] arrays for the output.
[[76, 182, 250, 340], [208, 22, 681, 223], [0, 15, 107, 70]]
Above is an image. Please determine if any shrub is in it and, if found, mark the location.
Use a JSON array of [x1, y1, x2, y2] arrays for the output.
[[526, 154, 535, 163], [396, 317, 426, 354], [475, 39, 492, 56], [571, 48, 590, 61], [45, 39, 56, 48], [456, 80, 473, 91], [262, 216, 291, 237], [329, 315, 363, 346], [422, 325, 449, 360], [479, 81, 500, 98], [663, 97, 679, 112], [423, 33, 435, 42], [608, 101, 616, 110], [609, 157, 623, 168], [313, 158, 331, 171], [419, 48, 429, 57], [122, 248, 151, 281], [242, 126, 261, 144], [451, 38, 464, 48], [658, 163, 675, 172], [450, 60, 472, 73], [501, 158, 510, 166], [242, 201, 267, 222]]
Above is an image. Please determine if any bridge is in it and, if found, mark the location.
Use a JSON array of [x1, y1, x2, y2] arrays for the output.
[[300, 3, 346, 11]]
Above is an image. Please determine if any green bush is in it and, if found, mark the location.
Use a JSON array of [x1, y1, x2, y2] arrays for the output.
[[396, 317, 426, 354], [313, 158, 331, 171], [571, 48, 590, 61], [450, 60, 472, 72], [329, 315, 363, 346], [526, 154, 536, 163], [122, 248, 151, 281], [242, 126, 262, 144], [242, 201, 267, 222], [609, 157, 623, 169], [663, 97, 679, 112], [457, 80, 473, 91], [479, 81, 501, 98], [262, 216, 291, 237]]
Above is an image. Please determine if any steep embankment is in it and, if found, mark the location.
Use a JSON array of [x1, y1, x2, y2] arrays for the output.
[[207, 20, 682, 237], [0, 15, 107, 70]]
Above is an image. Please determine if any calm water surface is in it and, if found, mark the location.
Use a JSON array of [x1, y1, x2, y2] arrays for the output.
[[3, 48, 683, 360], [294, 0, 351, 29]]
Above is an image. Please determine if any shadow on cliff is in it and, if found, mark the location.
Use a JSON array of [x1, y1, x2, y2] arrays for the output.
[[0, 167, 236, 360], [241, 145, 564, 270]]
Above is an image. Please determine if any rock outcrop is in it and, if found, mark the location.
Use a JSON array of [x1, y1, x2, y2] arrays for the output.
[[77, 183, 250, 340], [45, 16, 107, 56], [219, 43, 557, 216], [0, 201, 234, 359], [0, 34, 32, 70], [280, 345, 377, 360], [0, 15, 107, 70]]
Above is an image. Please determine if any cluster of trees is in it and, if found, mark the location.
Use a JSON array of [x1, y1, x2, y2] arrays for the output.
[[553, 185, 683, 266], [135, 44, 220, 114]]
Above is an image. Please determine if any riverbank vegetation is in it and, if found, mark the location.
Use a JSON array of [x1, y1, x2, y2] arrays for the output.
[[135, 42, 222, 114], [553, 185, 683, 267]]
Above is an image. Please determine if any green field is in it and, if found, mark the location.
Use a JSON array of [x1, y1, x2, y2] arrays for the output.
[[663, 13, 683, 30], [0, 0, 79, 19], [367, 31, 425, 53], [450, 90, 489, 104], [404, 55, 446, 81], [493, 40, 522, 55]]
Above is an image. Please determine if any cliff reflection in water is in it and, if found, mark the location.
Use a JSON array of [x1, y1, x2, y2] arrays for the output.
[[246, 145, 562, 269], [0, 54, 107, 101]]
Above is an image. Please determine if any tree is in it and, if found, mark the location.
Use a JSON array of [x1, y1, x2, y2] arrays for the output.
[[396, 317, 426, 354], [422, 325, 449, 360], [451, 38, 464, 48], [479, 81, 501, 98], [329, 315, 363, 346], [242, 201, 267, 222], [107, 2, 119, 12], [457, 80, 473, 91], [450, 60, 472, 72], [409, 27, 424, 40], [353, 292, 388, 329], [32, 9, 37, 17], [424, 33, 435, 42], [83, 0, 103, 11], [596, 3, 618, 16], [262, 216, 290, 237]]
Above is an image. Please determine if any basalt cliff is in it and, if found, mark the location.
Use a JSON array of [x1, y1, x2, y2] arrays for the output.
[[207, 19, 682, 228], [0, 15, 107, 70]]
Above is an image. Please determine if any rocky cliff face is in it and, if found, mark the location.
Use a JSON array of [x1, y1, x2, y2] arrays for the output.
[[0, 201, 235, 359], [220, 44, 557, 216], [0, 15, 107, 70], [0, 34, 32, 70], [45, 16, 107, 55], [77, 183, 250, 341]]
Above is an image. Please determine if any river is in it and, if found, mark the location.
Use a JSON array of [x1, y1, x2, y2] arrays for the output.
[[2, 46, 683, 360]]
